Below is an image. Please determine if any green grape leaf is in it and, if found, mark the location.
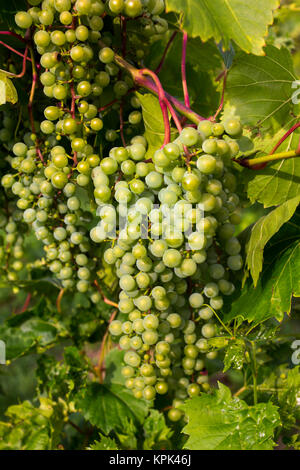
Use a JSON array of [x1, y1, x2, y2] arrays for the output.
[[143, 410, 173, 450], [246, 196, 300, 285], [223, 339, 246, 372], [243, 125, 300, 207], [226, 45, 297, 129], [0, 307, 68, 360], [180, 383, 280, 450], [136, 92, 177, 157], [88, 435, 119, 450], [0, 399, 55, 450], [165, 0, 279, 55], [104, 348, 126, 386], [76, 382, 150, 434], [225, 211, 300, 323], [0, 72, 18, 105]]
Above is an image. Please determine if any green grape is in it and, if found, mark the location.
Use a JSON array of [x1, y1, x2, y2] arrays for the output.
[[15, 11, 33, 28], [124, 0, 142, 17], [179, 127, 199, 146], [99, 47, 114, 64], [224, 118, 242, 137]]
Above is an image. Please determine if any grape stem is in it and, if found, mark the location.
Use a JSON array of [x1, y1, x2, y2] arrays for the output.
[[181, 32, 190, 108], [166, 99, 182, 133], [0, 31, 27, 43], [212, 69, 228, 121], [121, 16, 127, 57], [0, 40, 31, 64], [119, 100, 126, 147], [202, 304, 233, 337], [15, 292, 31, 314], [94, 280, 119, 308], [96, 309, 118, 383], [104, 45, 204, 124], [0, 45, 29, 79], [234, 149, 300, 169], [140, 68, 171, 146], [270, 121, 300, 154], [28, 46, 45, 165], [98, 98, 119, 112], [56, 288, 65, 313], [155, 30, 177, 74]]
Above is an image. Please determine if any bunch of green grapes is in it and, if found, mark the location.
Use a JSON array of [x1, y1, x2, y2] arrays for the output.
[[0, 0, 244, 420], [1, 0, 167, 298], [89, 118, 243, 419]]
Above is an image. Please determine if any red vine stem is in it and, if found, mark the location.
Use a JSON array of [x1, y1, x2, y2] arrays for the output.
[[212, 69, 228, 121], [56, 288, 65, 313], [106, 47, 204, 124], [94, 280, 119, 308], [119, 100, 126, 147], [15, 293, 31, 314], [0, 31, 27, 43], [166, 98, 182, 133], [98, 98, 119, 112], [15, 46, 29, 78], [0, 40, 31, 63], [155, 30, 177, 74], [140, 68, 170, 146], [28, 47, 45, 165], [2, 45, 29, 79], [70, 81, 76, 119], [121, 16, 127, 57], [181, 32, 190, 108], [96, 309, 118, 382], [270, 122, 300, 154]]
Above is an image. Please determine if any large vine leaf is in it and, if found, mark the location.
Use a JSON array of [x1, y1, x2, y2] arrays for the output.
[[0, 398, 55, 450], [0, 313, 68, 361], [165, 0, 279, 55], [226, 45, 297, 129], [225, 211, 300, 324], [0, 71, 18, 105], [136, 92, 177, 157], [143, 410, 173, 450], [246, 195, 300, 285], [76, 382, 149, 435], [180, 383, 280, 450]]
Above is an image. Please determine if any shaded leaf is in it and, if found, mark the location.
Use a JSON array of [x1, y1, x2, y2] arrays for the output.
[[225, 230, 300, 324], [246, 196, 300, 285], [136, 92, 177, 157], [143, 410, 173, 450], [0, 308, 68, 360], [0, 72, 18, 105], [244, 125, 300, 207], [76, 383, 149, 434]]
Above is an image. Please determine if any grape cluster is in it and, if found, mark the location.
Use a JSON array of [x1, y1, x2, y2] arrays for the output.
[[0, 0, 244, 420], [1, 0, 167, 298], [90, 119, 243, 417]]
